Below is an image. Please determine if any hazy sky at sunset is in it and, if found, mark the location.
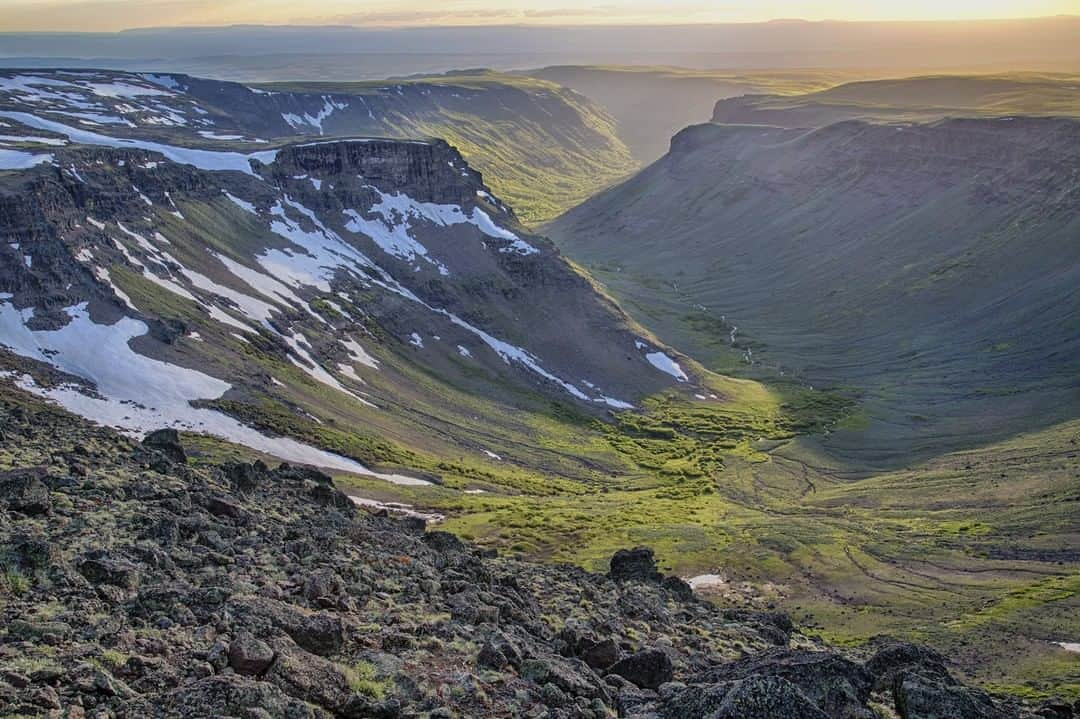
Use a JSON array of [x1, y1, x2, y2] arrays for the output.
[[1, 0, 1076, 32]]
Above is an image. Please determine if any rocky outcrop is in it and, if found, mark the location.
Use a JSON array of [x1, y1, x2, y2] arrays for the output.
[[894, 671, 1018, 719], [608, 546, 695, 602], [227, 632, 275, 676], [607, 648, 674, 691], [692, 648, 875, 718], [269, 138, 484, 209], [142, 428, 187, 464], [0, 466, 51, 516]]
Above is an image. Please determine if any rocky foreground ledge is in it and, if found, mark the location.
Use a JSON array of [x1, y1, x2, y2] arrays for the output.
[[0, 396, 1068, 718]]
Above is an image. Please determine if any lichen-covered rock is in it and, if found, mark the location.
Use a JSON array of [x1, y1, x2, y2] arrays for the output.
[[78, 552, 141, 589], [607, 648, 674, 691], [0, 466, 51, 515], [865, 640, 952, 692], [693, 648, 875, 719], [149, 675, 325, 718], [609, 546, 664, 584], [227, 595, 345, 657], [141, 428, 187, 464], [264, 639, 352, 712], [228, 632, 275, 676], [709, 675, 830, 719], [893, 671, 1018, 719], [580, 637, 620, 671]]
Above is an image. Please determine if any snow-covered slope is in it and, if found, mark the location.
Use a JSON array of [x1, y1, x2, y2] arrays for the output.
[[0, 86, 691, 479]]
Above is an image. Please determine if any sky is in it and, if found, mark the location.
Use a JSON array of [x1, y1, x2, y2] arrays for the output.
[[0, 0, 1076, 32]]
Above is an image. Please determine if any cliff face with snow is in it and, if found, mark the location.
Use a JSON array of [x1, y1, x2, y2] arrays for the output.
[[0, 72, 689, 478], [0, 68, 638, 224]]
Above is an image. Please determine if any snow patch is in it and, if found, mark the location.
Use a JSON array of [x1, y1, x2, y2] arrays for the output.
[[223, 190, 257, 215], [645, 351, 688, 382], [348, 495, 442, 517], [283, 330, 376, 408], [0, 148, 52, 169], [686, 574, 726, 591], [0, 301, 395, 476], [342, 338, 379, 369], [0, 111, 277, 175], [281, 96, 348, 135]]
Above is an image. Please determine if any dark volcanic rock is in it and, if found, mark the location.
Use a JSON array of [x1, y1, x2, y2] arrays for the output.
[[303, 568, 346, 602], [711, 675, 831, 719], [228, 632, 275, 676], [7, 533, 56, 570], [264, 639, 351, 712], [661, 575, 694, 601], [609, 546, 664, 584], [0, 466, 51, 515], [203, 494, 244, 519], [894, 671, 1017, 719], [866, 640, 953, 692], [477, 640, 510, 670], [607, 648, 674, 690], [580, 637, 620, 671], [151, 675, 321, 718], [633, 676, 832, 719], [222, 461, 268, 493], [78, 552, 141, 589], [423, 530, 466, 554], [228, 595, 345, 656], [693, 648, 874, 719], [142, 428, 187, 464]]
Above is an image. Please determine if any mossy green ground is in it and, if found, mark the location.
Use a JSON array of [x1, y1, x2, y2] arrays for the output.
[[179, 350, 1078, 700]]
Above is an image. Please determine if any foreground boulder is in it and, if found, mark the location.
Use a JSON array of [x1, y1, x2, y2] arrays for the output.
[[0, 466, 51, 516], [609, 547, 664, 584], [607, 648, 674, 690], [708, 675, 831, 719], [228, 632, 275, 676], [141, 428, 187, 464], [693, 648, 874, 719], [865, 640, 953, 692], [894, 671, 1019, 719], [77, 552, 141, 589]]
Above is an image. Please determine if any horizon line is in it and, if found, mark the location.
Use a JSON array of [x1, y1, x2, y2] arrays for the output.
[[1, 14, 1076, 35]]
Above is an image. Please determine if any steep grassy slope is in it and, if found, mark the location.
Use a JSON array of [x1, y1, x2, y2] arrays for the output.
[[250, 71, 638, 225], [547, 116, 1080, 465], [711, 72, 1080, 128], [524, 65, 859, 163]]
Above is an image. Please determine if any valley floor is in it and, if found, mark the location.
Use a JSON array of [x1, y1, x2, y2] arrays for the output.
[[325, 411, 1080, 701]]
